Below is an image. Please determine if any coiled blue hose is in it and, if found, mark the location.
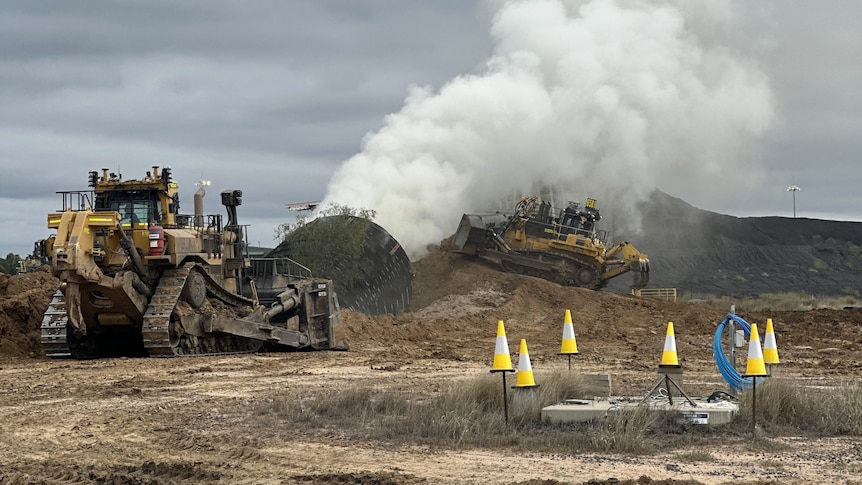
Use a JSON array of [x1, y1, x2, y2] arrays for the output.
[[713, 313, 764, 390]]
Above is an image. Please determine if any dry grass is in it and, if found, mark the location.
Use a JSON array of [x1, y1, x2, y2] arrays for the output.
[[735, 378, 862, 436], [251, 373, 862, 455], [683, 291, 862, 311], [254, 371, 690, 454], [585, 406, 659, 453]]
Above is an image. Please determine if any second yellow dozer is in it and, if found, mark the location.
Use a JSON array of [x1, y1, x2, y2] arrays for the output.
[[450, 196, 650, 290], [40, 167, 345, 359]]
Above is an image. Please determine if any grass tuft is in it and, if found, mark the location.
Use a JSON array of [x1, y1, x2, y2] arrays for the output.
[[587, 406, 657, 454], [734, 379, 862, 436], [683, 291, 862, 311]]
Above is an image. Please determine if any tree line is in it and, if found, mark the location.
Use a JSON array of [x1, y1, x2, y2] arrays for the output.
[[0, 252, 45, 275], [0, 253, 23, 274]]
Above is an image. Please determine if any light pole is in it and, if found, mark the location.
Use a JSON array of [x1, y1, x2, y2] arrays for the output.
[[787, 184, 801, 218]]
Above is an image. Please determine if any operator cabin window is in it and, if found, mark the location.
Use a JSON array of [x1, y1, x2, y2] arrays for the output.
[[114, 201, 153, 228]]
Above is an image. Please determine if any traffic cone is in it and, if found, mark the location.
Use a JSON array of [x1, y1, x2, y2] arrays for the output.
[[559, 309, 579, 355], [491, 320, 514, 372], [514, 339, 538, 387], [660, 321, 680, 367], [744, 323, 768, 377], [763, 318, 780, 365]]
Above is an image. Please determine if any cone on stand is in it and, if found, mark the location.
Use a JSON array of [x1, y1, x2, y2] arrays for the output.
[[514, 339, 539, 388], [743, 323, 769, 432], [491, 320, 514, 373], [490, 320, 515, 425], [643, 321, 694, 406], [558, 309, 579, 371], [559, 309, 579, 354], [763, 318, 780, 366], [660, 321, 680, 367]]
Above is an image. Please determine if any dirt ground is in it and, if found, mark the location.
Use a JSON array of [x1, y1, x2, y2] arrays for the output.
[[3, 248, 862, 484]]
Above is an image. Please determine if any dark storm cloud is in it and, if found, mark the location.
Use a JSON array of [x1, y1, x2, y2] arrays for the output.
[[1, 1, 489, 75], [0, 0, 492, 158], [2, 1, 330, 60], [0, 1, 494, 256]]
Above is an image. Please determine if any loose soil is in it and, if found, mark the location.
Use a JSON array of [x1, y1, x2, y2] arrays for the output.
[[2, 247, 862, 484]]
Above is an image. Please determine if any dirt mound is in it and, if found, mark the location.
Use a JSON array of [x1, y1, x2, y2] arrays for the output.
[[607, 190, 862, 296], [346, 245, 725, 365], [0, 268, 58, 359], [342, 244, 862, 387]]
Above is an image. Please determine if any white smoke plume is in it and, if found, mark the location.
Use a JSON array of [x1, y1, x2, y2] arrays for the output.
[[320, 0, 774, 260]]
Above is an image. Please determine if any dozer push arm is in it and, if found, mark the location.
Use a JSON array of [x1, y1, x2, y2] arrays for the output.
[[117, 224, 153, 295], [489, 229, 513, 253]]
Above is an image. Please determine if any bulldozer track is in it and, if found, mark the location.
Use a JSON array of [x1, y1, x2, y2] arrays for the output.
[[141, 267, 190, 356], [496, 249, 606, 290], [40, 290, 71, 358], [141, 264, 260, 357]]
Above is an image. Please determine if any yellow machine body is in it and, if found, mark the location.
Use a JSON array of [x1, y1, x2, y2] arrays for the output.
[[40, 167, 344, 358], [451, 196, 649, 290]]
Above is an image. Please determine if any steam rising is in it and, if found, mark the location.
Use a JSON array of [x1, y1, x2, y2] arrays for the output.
[[320, 0, 773, 259]]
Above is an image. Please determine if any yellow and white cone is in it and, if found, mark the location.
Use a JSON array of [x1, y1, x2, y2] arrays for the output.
[[660, 321, 680, 367], [491, 320, 514, 372], [763, 318, 780, 365], [744, 323, 768, 377], [559, 309, 579, 355], [514, 339, 538, 387]]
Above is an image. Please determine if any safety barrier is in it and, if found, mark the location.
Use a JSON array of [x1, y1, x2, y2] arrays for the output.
[[632, 288, 678, 302]]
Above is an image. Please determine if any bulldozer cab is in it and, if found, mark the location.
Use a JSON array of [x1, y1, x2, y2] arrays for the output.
[[86, 169, 179, 262], [106, 199, 154, 229], [558, 207, 584, 236], [519, 198, 604, 243], [103, 193, 163, 228], [90, 166, 179, 228], [558, 198, 600, 236]]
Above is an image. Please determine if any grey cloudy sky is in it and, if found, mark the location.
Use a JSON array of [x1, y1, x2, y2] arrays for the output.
[[1, 0, 860, 259]]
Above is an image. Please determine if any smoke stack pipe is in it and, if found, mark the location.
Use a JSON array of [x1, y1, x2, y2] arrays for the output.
[[194, 186, 206, 227]]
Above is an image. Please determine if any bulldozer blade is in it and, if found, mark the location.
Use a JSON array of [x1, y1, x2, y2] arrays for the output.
[[631, 261, 650, 289]]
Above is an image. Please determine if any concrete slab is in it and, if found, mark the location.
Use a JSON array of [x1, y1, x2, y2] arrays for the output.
[[542, 397, 738, 426]]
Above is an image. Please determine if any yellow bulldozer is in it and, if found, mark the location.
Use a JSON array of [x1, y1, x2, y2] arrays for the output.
[[450, 196, 650, 290], [40, 166, 345, 358]]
